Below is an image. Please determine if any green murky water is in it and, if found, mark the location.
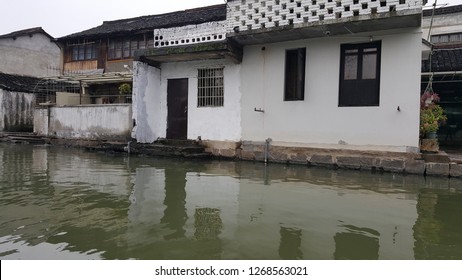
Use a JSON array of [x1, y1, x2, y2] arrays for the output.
[[0, 143, 461, 260]]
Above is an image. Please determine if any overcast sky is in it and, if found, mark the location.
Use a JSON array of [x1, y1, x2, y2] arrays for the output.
[[0, 0, 461, 38]]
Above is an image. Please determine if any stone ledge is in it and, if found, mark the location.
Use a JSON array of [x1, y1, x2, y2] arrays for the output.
[[426, 162, 450, 177], [450, 163, 462, 178], [176, 140, 462, 178]]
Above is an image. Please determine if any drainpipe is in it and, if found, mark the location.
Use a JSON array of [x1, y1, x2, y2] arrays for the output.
[[264, 138, 272, 164]]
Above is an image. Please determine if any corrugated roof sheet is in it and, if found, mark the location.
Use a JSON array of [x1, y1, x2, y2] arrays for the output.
[[59, 4, 227, 40]]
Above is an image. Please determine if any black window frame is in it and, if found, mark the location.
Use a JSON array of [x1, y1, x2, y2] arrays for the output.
[[284, 48, 306, 101], [339, 41, 381, 107]]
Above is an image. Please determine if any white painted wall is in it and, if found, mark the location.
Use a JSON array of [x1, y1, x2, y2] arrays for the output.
[[133, 61, 162, 143], [0, 33, 61, 77], [240, 28, 422, 152], [422, 11, 462, 40], [34, 105, 132, 140], [0, 89, 35, 131], [134, 60, 241, 143]]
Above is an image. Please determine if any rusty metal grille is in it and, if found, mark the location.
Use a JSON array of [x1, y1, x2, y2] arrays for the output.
[[197, 67, 224, 107]]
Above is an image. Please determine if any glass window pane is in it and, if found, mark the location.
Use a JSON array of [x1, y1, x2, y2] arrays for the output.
[[344, 55, 358, 80], [78, 46, 85, 60], [345, 49, 358, 54], [72, 47, 79, 61], [123, 41, 130, 58], [362, 53, 377, 79], [115, 41, 122, 59], [363, 47, 377, 53]]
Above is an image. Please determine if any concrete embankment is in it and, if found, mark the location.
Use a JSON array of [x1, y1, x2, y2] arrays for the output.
[[1, 132, 461, 178]]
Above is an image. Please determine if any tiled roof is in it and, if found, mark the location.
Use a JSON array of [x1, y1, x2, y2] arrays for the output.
[[423, 4, 462, 17], [59, 4, 227, 40], [422, 47, 462, 72], [0, 72, 46, 93], [0, 27, 54, 40]]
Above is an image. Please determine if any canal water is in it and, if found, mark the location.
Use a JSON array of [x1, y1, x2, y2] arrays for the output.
[[0, 143, 461, 260]]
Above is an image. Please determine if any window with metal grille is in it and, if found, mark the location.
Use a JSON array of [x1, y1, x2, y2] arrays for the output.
[[197, 68, 224, 107]]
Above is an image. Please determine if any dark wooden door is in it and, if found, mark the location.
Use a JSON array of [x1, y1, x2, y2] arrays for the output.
[[167, 78, 188, 139]]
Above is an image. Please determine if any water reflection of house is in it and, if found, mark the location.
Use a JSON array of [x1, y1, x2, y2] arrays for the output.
[[422, 4, 462, 148], [413, 189, 462, 259], [126, 161, 240, 259]]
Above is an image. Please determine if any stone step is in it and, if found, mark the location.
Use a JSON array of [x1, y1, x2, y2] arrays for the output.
[[6, 136, 47, 144], [154, 138, 201, 147], [0, 132, 47, 144]]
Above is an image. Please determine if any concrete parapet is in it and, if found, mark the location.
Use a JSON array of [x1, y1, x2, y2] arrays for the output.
[[196, 140, 462, 178], [310, 154, 335, 167], [404, 158, 426, 175], [450, 163, 462, 178], [336, 156, 362, 170], [379, 158, 405, 173]]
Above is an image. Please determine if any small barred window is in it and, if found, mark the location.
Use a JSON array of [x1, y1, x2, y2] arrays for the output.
[[197, 68, 224, 107]]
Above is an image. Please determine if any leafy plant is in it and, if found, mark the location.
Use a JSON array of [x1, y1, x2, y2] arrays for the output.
[[419, 91, 447, 135], [118, 83, 132, 95]]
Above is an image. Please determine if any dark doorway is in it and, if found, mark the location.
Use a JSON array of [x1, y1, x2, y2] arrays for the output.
[[167, 78, 188, 140]]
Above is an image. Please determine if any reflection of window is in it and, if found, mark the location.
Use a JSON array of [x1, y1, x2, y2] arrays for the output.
[[198, 68, 224, 107], [194, 208, 223, 240], [279, 227, 303, 260], [339, 41, 381, 107], [284, 48, 306, 101], [334, 225, 379, 260], [71, 43, 98, 61]]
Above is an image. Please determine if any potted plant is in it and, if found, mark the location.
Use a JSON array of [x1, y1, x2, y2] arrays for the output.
[[419, 91, 447, 139], [118, 83, 132, 103]]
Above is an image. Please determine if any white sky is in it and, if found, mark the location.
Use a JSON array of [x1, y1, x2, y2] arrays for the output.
[[0, 0, 461, 38]]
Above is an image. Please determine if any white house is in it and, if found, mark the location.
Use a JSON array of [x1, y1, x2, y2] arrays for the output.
[[134, 1, 424, 164], [0, 27, 61, 77]]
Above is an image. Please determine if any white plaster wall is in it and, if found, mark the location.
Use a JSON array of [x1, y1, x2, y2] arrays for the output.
[[33, 108, 49, 136], [134, 60, 241, 143], [133, 61, 162, 143], [0, 89, 36, 131], [422, 12, 462, 40], [46, 105, 132, 140], [0, 33, 61, 77], [163, 60, 241, 141], [240, 28, 422, 152]]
